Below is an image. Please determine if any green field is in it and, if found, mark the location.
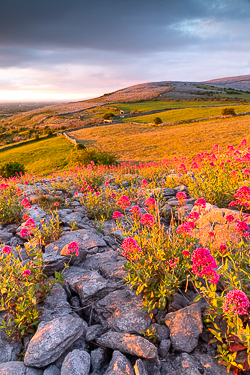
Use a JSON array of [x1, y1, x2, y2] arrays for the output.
[[106, 100, 244, 113], [0, 136, 74, 175], [123, 104, 250, 124], [72, 114, 250, 162]]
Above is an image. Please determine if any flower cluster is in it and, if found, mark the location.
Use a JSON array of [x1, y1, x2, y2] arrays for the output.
[[121, 237, 141, 261], [117, 195, 130, 209], [230, 185, 250, 208], [191, 247, 219, 284], [66, 241, 79, 256], [195, 198, 206, 209], [176, 192, 187, 201], [130, 205, 141, 219], [223, 290, 249, 315], [145, 197, 156, 209], [140, 213, 154, 227], [176, 222, 194, 237], [113, 211, 123, 219]]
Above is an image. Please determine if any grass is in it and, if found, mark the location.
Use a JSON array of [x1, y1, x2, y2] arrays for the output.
[[123, 104, 250, 124], [72, 114, 250, 162], [0, 136, 74, 175], [105, 100, 244, 113]]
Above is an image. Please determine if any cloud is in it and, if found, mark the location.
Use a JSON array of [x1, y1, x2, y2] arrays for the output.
[[0, 0, 249, 100]]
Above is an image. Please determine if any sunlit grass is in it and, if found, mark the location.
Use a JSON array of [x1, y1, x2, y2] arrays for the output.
[[72, 114, 250, 161]]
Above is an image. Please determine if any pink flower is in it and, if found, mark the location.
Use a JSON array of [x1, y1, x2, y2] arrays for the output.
[[190, 162, 199, 169], [178, 163, 187, 174], [130, 206, 141, 219], [140, 213, 154, 227], [220, 244, 227, 253], [113, 211, 123, 219], [243, 168, 250, 175], [191, 248, 219, 284], [117, 195, 130, 209], [2, 246, 12, 255], [23, 214, 30, 221], [226, 214, 235, 222], [233, 186, 250, 208], [195, 198, 206, 209], [145, 197, 156, 209], [238, 139, 247, 149], [235, 220, 249, 235], [54, 202, 59, 206], [20, 228, 30, 238], [223, 290, 249, 315], [182, 250, 190, 257], [208, 231, 215, 237], [105, 181, 109, 186], [177, 222, 193, 236], [24, 218, 36, 229], [21, 198, 31, 208], [22, 269, 31, 277], [121, 237, 141, 261], [169, 258, 179, 268], [66, 241, 79, 256], [188, 212, 199, 221], [141, 179, 148, 185], [176, 192, 187, 201]]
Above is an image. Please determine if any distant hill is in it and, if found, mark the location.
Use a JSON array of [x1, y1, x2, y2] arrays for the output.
[[204, 75, 250, 91]]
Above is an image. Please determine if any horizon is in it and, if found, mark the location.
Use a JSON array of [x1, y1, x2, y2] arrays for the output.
[[1, 0, 250, 101]]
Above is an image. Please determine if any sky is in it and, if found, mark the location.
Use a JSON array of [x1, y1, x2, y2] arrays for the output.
[[0, 0, 250, 101]]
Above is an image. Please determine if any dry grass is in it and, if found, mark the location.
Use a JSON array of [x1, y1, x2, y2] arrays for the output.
[[72, 115, 250, 161]]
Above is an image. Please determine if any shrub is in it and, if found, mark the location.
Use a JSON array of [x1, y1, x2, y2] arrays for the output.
[[0, 184, 23, 225], [103, 112, 115, 120], [153, 116, 163, 125], [0, 161, 25, 178], [70, 148, 117, 167], [75, 143, 86, 150], [221, 107, 236, 116]]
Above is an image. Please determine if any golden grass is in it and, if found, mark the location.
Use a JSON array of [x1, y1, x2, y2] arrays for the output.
[[72, 115, 250, 161]]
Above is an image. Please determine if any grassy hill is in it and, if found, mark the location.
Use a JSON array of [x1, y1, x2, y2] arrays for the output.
[[0, 136, 74, 175]]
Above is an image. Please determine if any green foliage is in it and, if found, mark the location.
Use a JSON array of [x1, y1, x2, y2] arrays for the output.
[[0, 185, 23, 225], [221, 107, 236, 115], [75, 143, 86, 150], [70, 148, 117, 167], [0, 161, 25, 178], [153, 116, 163, 125], [103, 112, 115, 120], [0, 243, 63, 340]]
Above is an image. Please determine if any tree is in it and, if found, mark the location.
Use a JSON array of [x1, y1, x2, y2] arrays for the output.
[[153, 117, 163, 125], [103, 112, 115, 120], [221, 107, 236, 116]]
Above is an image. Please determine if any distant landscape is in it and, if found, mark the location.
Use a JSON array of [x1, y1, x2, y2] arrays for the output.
[[1, 74, 250, 174]]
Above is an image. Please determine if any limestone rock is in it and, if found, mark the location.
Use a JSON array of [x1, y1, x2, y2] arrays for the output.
[[43, 365, 60, 375], [61, 349, 90, 375], [93, 288, 151, 334], [104, 350, 134, 375], [0, 325, 22, 364], [25, 368, 44, 375], [24, 315, 84, 367], [158, 339, 171, 358], [96, 332, 157, 358], [91, 347, 108, 374], [0, 361, 26, 375], [63, 266, 111, 304], [81, 250, 126, 281], [164, 304, 203, 353], [38, 283, 72, 322], [134, 359, 148, 375]]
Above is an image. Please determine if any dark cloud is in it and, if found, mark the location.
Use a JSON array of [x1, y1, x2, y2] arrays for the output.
[[0, 0, 249, 99]]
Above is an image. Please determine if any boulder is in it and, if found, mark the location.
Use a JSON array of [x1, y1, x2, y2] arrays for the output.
[[104, 350, 134, 375], [0, 361, 26, 375], [81, 250, 126, 281], [43, 365, 60, 375], [158, 339, 171, 358], [96, 332, 157, 358], [91, 347, 108, 374], [164, 304, 203, 353], [0, 323, 22, 364], [61, 349, 90, 375], [24, 315, 84, 367], [93, 288, 151, 334], [134, 359, 148, 375]]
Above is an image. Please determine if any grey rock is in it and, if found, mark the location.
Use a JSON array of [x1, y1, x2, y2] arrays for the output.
[[94, 288, 151, 334], [0, 361, 26, 375], [43, 229, 107, 275], [86, 324, 106, 342], [0, 230, 13, 244], [168, 290, 197, 312], [91, 348, 107, 374], [158, 339, 171, 358], [64, 267, 111, 304], [24, 315, 84, 367], [43, 365, 60, 375], [164, 303, 203, 353], [104, 350, 134, 375], [0, 323, 22, 364], [134, 359, 148, 375], [27, 206, 48, 227], [142, 358, 161, 375], [54, 333, 87, 369], [96, 332, 157, 359], [38, 283, 72, 322], [149, 323, 170, 341], [25, 368, 44, 375], [81, 250, 126, 281], [61, 349, 90, 375]]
